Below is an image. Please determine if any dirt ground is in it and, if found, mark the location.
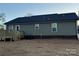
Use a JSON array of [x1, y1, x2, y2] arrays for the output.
[[0, 39, 79, 56]]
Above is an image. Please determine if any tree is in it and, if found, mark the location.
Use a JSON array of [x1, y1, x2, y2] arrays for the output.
[[25, 13, 32, 17], [0, 13, 5, 30]]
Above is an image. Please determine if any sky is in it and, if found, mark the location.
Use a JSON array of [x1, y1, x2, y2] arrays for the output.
[[0, 3, 79, 22]]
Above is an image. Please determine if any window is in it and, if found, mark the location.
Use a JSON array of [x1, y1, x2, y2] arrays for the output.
[[9, 25, 13, 31], [35, 24, 39, 29], [15, 25, 20, 31], [52, 28, 56, 32], [51, 23, 57, 32]]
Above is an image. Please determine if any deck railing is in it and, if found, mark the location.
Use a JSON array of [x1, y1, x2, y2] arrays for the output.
[[0, 29, 24, 41]]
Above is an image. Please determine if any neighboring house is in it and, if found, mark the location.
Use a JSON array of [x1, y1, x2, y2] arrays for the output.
[[4, 13, 79, 39]]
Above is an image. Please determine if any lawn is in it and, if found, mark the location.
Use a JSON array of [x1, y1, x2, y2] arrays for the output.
[[0, 39, 79, 56]]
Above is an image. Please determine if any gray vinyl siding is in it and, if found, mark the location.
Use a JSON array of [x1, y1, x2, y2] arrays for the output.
[[6, 21, 77, 36], [19, 21, 77, 36], [6, 25, 15, 31]]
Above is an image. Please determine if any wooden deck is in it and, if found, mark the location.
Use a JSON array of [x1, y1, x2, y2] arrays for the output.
[[0, 30, 24, 41]]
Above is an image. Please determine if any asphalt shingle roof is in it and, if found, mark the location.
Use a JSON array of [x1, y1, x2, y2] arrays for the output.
[[4, 13, 79, 25]]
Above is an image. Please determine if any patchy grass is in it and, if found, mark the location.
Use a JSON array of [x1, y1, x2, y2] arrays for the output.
[[0, 39, 79, 56]]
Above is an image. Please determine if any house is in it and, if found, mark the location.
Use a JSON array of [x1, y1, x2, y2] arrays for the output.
[[4, 13, 79, 39]]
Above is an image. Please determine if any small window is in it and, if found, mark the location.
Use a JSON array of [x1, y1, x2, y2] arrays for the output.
[[15, 25, 20, 31], [51, 23, 57, 32], [52, 28, 57, 32], [35, 24, 39, 29]]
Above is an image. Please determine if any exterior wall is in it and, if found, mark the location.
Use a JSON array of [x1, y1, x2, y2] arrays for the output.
[[6, 25, 15, 31], [20, 21, 77, 36], [6, 21, 77, 36]]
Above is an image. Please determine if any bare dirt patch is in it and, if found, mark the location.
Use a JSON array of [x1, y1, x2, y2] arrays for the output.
[[0, 39, 79, 56]]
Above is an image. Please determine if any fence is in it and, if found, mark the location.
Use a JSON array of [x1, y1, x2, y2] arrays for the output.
[[0, 29, 24, 41]]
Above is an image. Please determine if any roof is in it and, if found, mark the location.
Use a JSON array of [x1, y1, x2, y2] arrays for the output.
[[5, 13, 79, 25]]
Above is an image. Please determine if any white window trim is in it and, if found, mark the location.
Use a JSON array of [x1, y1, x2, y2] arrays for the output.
[[34, 24, 40, 29], [51, 23, 57, 32], [51, 23, 57, 28], [15, 25, 20, 31]]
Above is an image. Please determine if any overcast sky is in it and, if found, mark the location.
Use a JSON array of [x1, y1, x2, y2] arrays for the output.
[[0, 3, 79, 22]]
